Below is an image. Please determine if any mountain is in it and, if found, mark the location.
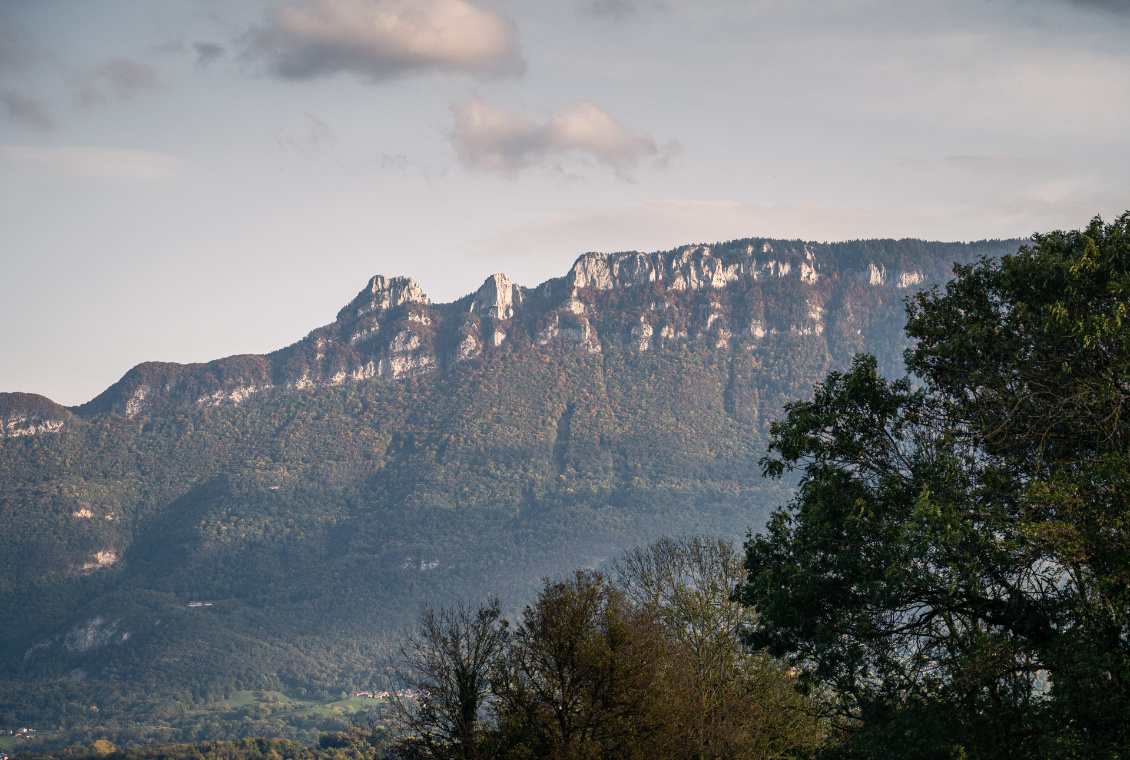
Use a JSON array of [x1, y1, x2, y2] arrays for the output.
[[0, 236, 1021, 748]]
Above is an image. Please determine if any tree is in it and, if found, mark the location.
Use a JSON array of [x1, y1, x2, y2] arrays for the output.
[[739, 213, 1130, 758], [493, 570, 665, 760], [616, 536, 825, 760], [388, 599, 509, 760]]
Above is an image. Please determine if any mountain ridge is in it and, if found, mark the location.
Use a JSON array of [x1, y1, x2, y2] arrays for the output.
[[4, 235, 1021, 431]]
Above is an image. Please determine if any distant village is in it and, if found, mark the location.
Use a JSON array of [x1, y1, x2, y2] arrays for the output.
[[352, 690, 419, 700], [1, 725, 37, 756]]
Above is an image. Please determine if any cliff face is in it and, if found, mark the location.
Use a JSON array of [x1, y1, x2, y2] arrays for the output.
[[69, 236, 1017, 420]]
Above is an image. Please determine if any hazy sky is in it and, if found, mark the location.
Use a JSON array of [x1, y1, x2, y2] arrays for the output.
[[2, 0, 1128, 405]]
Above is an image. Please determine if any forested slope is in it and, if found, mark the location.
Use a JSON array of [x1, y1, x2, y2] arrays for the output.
[[0, 235, 1020, 747]]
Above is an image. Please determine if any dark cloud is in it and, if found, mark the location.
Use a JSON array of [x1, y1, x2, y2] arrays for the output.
[[0, 24, 43, 74], [452, 95, 679, 178], [193, 42, 225, 68], [1, 91, 53, 131], [71, 58, 158, 106], [1065, 0, 1130, 14], [245, 0, 524, 81]]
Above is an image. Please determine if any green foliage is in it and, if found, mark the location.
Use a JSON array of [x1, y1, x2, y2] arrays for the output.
[[493, 570, 666, 760], [615, 537, 826, 760], [614, 537, 827, 754], [741, 213, 1130, 758], [0, 346, 787, 748], [388, 539, 825, 760], [16, 734, 386, 760]]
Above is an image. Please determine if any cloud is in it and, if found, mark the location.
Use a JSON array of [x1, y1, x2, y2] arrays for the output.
[[1064, 0, 1130, 14], [0, 145, 183, 179], [0, 24, 48, 75], [576, 0, 664, 17], [246, 0, 523, 80], [70, 58, 159, 106], [147, 38, 188, 56], [193, 42, 226, 69], [944, 154, 1069, 176], [451, 96, 678, 177], [273, 113, 336, 157], [1, 91, 53, 132]]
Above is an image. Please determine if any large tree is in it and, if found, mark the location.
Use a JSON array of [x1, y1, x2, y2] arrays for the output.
[[493, 570, 666, 760], [739, 213, 1130, 758], [388, 600, 509, 760], [616, 536, 825, 760]]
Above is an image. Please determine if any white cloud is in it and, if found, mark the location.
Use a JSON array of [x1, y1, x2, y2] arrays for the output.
[[0, 146, 183, 179], [451, 96, 678, 177], [247, 0, 523, 80]]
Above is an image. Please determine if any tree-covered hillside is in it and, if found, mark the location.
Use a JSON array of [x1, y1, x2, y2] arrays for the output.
[[0, 236, 1020, 748]]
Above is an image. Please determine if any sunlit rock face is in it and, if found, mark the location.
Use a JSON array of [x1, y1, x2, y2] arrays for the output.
[[451, 329, 481, 364], [63, 236, 1020, 419], [471, 273, 523, 320], [566, 246, 744, 292], [340, 275, 429, 320]]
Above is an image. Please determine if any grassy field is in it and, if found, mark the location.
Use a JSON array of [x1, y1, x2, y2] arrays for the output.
[[203, 690, 388, 724], [1, 735, 50, 754], [0, 690, 391, 756]]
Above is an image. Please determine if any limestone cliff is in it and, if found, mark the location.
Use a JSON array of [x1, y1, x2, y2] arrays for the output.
[[61, 235, 1020, 420]]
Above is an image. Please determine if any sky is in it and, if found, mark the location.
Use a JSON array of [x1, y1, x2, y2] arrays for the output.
[[1, 0, 1128, 406]]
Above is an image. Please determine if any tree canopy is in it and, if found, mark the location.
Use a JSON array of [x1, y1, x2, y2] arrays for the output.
[[740, 212, 1130, 758]]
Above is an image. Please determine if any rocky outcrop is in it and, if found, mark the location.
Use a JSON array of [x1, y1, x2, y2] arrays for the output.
[[855, 262, 925, 289], [567, 247, 745, 292], [337, 275, 429, 321], [561, 243, 941, 298], [897, 270, 924, 288], [63, 616, 123, 651], [74, 550, 120, 576], [0, 392, 72, 437], [470, 273, 523, 320], [378, 325, 438, 379], [57, 236, 1021, 420]]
